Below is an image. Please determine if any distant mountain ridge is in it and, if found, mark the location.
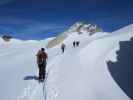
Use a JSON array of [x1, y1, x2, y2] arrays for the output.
[[47, 22, 103, 48], [67, 22, 102, 34]]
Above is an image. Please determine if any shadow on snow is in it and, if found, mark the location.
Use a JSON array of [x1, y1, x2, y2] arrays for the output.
[[23, 75, 39, 81], [107, 38, 133, 100]]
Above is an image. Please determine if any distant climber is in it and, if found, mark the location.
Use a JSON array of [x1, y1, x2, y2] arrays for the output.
[[61, 43, 66, 53], [73, 41, 76, 48], [76, 41, 80, 47], [36, 48, 48, 82]]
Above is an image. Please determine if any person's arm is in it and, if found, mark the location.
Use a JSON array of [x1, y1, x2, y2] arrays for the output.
[[36, 50, 41, 64], [46, 53, 48, 59], [36, 50, 40, 56]]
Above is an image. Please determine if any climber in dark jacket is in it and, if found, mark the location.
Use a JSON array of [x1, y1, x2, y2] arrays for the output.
[[36, 48, 48, 81], [73, 41, 76, 48], [76, 41, 80, 47], [61, 43, 66, 53]]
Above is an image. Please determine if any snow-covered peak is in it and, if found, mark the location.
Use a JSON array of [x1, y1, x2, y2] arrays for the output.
[[112, 24, 133, 34], [47, 22, 103, 48], [66, 22, 102, 35], [68, 22, 83, 32]]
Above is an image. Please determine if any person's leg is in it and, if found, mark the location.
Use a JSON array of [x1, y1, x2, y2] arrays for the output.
[[40, 65, 44, 80], [42, 69, 45, 80], [38, 65, 42, 80], [63, 48, 64, 53], [42, 64, 46, 80], [61, 48, 63, 53]]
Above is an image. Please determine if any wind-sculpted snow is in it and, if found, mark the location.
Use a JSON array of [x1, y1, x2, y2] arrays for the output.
[[0, 24, 133, 100]]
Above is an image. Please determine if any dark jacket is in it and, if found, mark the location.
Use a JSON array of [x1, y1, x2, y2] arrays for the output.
[[36, 50, 48, 65]]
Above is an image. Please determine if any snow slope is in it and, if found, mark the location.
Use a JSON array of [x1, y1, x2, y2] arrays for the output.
[[0, 24, 133, 100]]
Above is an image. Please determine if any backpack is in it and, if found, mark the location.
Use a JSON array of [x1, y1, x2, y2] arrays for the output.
[[37, 51, 47, 65]]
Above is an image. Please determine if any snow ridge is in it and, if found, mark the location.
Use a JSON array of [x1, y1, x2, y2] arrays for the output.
[[0, 24, 133, 100]]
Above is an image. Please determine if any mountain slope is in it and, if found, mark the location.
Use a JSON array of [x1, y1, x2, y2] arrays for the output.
[[0, 24, 133, 100], [47, 22, 102, 48], [43, 25, 133, 100]]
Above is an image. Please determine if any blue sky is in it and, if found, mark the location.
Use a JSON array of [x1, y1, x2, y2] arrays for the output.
[[0, 0, 133, 40]]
